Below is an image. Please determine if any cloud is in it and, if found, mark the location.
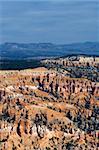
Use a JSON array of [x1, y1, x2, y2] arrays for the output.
[[0, 0, 98, 43], [0, 0, 97, 1]]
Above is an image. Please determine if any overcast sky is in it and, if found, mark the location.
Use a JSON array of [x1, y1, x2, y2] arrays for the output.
[[0, 0, 99, 44]]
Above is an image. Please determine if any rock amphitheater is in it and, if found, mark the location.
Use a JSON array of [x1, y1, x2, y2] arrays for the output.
[[0, 56, 99, 150]]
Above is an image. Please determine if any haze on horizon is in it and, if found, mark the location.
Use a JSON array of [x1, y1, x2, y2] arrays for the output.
[[0, 0, 99, 44]]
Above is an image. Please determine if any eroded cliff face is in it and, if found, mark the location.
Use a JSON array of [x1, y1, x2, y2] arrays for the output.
[[42, 56, 99, 82], [0, 57, 99, 150]]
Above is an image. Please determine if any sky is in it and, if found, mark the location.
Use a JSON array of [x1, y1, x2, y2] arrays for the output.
[[0, 0, 99, 44]]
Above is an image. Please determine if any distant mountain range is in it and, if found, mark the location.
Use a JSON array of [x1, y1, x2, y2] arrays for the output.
[[0, 42, 99, 60]]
